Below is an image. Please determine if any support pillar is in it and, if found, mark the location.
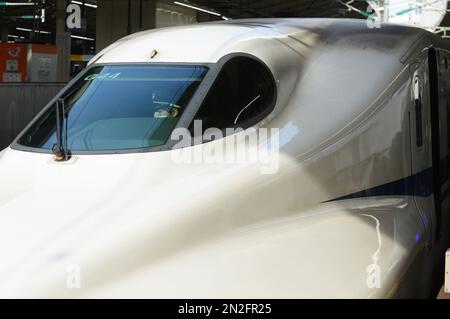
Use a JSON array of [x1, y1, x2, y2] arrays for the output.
[[56, 0, 71, 82], [96, 0, 157, 51], [0, 24, 8, 43]]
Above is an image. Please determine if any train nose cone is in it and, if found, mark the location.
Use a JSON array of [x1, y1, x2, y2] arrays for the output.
[[0, 148, 188, 297]]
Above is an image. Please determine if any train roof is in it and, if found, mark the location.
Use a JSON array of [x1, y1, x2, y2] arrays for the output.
[[93, 18, 435, 65]]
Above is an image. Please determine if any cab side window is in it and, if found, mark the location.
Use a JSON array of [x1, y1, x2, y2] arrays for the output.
[[191, 56, 276, 134], [414, 75, 423, 148]]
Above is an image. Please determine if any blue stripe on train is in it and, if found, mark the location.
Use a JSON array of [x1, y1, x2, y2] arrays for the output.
[[326, 155, 450, 202]]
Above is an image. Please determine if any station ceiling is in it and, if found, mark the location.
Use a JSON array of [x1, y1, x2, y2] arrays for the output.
[[0, 0, 368, 43], [0, 0, 97, 52], [1, 0, 449, 50], [193, 0, 363, 19]]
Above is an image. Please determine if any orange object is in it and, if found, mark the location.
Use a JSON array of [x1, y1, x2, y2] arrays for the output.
[[0, 43, 28, 82], [31, 44, 57, 55]]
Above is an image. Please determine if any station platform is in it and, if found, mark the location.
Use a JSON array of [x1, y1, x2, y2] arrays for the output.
[[437, 286, 450, 299]]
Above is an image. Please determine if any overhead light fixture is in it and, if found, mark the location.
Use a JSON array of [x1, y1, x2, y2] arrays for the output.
[[16, 27, 51, 34], [0, 2, 35, 6], [221, 16, 230, 20], [71, 0, 97, 9], [71, 35, 95, 41], [8, 34, 25, 39], [173, 1, 221, 17], [9, 15, 39, 19]]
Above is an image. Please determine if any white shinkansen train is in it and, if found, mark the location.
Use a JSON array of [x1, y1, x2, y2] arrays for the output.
[[0, 18, 449, 298]]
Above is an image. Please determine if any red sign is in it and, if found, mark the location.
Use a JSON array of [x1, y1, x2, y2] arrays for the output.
[[0, 43, 27, 83]]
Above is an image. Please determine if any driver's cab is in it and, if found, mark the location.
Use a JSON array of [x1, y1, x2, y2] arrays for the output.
[[189, 55, 276, 136], [13, 54, 277, 154]]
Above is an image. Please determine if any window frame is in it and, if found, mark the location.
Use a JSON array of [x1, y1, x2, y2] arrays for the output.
[[413, 74, 424, 149], [11, 53, 277, 155], [189, 55, 278, 135]]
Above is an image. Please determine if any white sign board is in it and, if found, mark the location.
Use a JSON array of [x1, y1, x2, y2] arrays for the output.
[[29, 53, 58, 82], [2, 72, 21, 82]]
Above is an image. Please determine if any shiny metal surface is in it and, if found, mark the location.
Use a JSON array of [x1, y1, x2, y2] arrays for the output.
[[0, 19, 449, 298]]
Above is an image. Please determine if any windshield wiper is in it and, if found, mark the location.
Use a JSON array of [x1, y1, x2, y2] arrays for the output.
[[52, 98, 71, 161]]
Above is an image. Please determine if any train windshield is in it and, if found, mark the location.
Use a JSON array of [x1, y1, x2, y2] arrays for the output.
[[17, 65, 208, 151]]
